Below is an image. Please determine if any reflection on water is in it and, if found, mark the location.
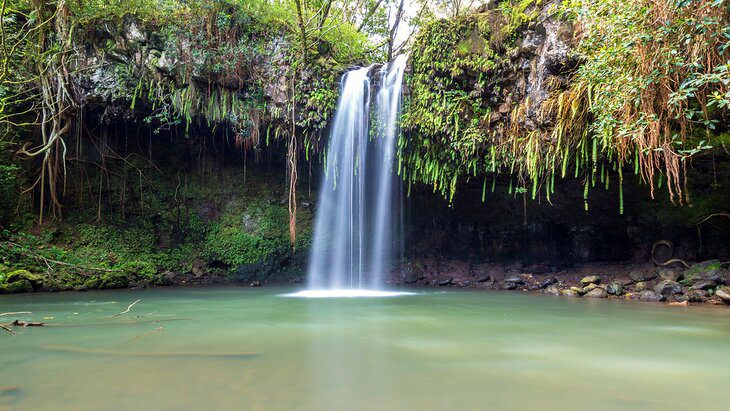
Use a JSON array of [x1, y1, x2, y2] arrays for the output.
[[1, 287, 729, 411]]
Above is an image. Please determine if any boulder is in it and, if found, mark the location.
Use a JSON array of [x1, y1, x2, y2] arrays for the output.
[[585, 288, 608, 298], [657, 268, 682, 282], [654, 280, 682, 297], [715, 286, 730, 303], [153, 270, 176, 286], [580, 275, 601, 285], [544, 285, 561, 296], [505, 276, 525, 285], [606, 282, 623, 296], [635, 281, 649, 292], [477, 275, 492, 283], [686, 289, 708, 302], [562, 289, 580, 297], [691, 280, 717, 290], [5, 270, 43, 289], [638, 290, 665, 302], [580, 283, 598, 294], [539, 276, 558, 288], [502, 281, 519, 290], [684, 260, 723, 283], [0, 279, 33, 294], [438, 277, 454, 286], [630, 271, 656, 282]]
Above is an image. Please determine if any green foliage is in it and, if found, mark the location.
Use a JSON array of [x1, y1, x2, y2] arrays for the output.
[[0, 143, 19, 226], [204, 199, 290, 268], [562, 0, 729, 201], [400, 9, 512, 199], [400, 0, 728, 206]]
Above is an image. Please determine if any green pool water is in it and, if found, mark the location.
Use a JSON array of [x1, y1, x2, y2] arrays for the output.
[[1, 286, 729, 411]]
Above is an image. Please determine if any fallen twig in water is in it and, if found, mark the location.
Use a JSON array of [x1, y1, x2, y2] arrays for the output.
[[43, 317, 193, 328], [0, 312, 32, 317], [0, 324, 14, 334], [114, 326, 164, 347], [40, 345, 257, 358], [113, 299, 141, 317]]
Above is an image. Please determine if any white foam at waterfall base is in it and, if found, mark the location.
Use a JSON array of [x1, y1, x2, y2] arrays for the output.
[[283, 289, 416, 298]]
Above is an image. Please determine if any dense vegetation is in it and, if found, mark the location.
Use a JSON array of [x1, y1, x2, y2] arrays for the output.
[[400, 0, 729, 210], [1, 0, 728, 292], [0, 0, 372, 290]]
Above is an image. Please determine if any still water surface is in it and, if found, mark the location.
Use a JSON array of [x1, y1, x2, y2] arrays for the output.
[[1, 286, 729, 410]]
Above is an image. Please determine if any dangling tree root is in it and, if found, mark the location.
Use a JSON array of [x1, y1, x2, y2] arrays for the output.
[[651, 240, 690, 268]]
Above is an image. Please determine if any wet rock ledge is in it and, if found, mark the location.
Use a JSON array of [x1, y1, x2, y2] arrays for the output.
[[394, 259, 730, 306]]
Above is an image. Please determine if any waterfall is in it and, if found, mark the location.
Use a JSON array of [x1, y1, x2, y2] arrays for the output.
[[306, 55, 407, 291]]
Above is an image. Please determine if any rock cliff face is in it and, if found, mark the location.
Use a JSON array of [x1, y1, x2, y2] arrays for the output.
[[481, 0, 579, 130], [72, 16, 291, 126]]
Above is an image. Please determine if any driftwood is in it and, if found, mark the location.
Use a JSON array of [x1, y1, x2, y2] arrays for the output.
[[113, 299, 141, 317], [1, 312, 34, 335], [11, 320, 44, 327], [40, 345, 257, 359]]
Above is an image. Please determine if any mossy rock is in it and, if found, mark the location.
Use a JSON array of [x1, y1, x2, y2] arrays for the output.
[[682, 260, 723, 284], [118, 261, 157, 279], [5, 270, 43, 289], [0, 279, 33, 294], [83, 271, 130, 289]]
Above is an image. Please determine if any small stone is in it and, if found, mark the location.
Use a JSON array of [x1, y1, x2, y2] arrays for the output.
[[544, 285, 560, 296], [691, 280, 717, 290], [192, 267, 205, 278], [638, 290, 665, 302], [657, 268, 682, 282], [669, 300, 690, 307], [570, 286, 583, 294], [606, 282, 623, 296], [539, 276, 558, 288], [585, 288, 608, 298], [715, 286, 730, 303], [654, 280, 682, 297], [562, 289, 580, 297], [477, 275, 491, 283], [249, 280, 262, 287], [581, 283, 598, 293], [686, 289, 708, 302], [502, 282, 518, 290], [635, 281, 649, 292], [630, 271, 656, 282], [580, 275, 601, 285], [505, 276, 525, 285], [438, 277, 454, 286]]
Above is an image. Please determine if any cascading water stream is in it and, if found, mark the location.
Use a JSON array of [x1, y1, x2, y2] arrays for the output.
[[304, 55, 407, 294]]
